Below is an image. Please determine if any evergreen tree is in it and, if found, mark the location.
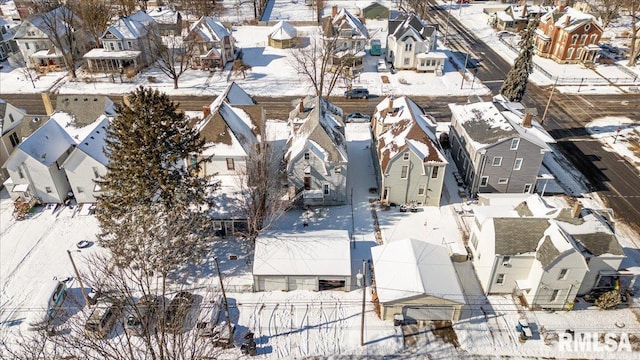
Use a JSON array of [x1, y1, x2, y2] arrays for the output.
[[499, 16, 540, 102], [96, 87, 211, 272]]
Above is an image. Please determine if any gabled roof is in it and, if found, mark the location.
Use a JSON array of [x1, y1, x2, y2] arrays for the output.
[[372, 239, 465, 304], [541, 6, 602, 33], [494, 218, 551, 255], [61, 116, 110, 170], [572, 233, 624, 256], [285, 97, 347, 169], [324, 8, 368, 39], [214, 81, 256, 106], [102, 10, 155, 40], [389, 13, 435, 41], [0, 99, 26, 135], [253, 230, 351, 276], [269, 20, 297, 40], [187, 16, 230, 42], [14, 6, 78, 40]]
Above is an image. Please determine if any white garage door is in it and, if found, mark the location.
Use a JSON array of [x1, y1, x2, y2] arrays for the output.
[[403, 305, 454, 321], [258, 276, 286, 291], [287, 276, 317, 291]]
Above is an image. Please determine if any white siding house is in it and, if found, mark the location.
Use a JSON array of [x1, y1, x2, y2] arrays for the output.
[[386, 12, 444, 72], [0, 99, 27, 184]]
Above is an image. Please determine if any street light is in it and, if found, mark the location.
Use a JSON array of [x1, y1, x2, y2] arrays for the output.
[[67, 249, 90, 307]]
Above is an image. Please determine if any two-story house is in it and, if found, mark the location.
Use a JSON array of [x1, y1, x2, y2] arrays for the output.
[[184, 16, 235, 70], [321, 7, 368, 75], [284, 96, 348, 206], [491, 4, 550, 33], [0, 18, 19, 61], [372, 96, 447, 206], [448, 95, 555, 196], [0, 100, 27, 184], [469, 194, 635, 310], [12, 6, 87, 73], [535, 5, 603, 64], [84, 10, 158, 74], [386, 12, 445, 73]]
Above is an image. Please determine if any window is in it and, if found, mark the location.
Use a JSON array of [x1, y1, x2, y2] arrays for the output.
[[418, 185, 425, 195], [510, 138, 520, 150], [580, 34, 587, 44], [77, 187, 84, 193], [117, 42, 123, 50], [550, 289, 559, 302], [471, 234, 478, 249], [25, 42, 30, 50], [404, 42, 413, 51], [571, 35, 578, 44], [8, 113, 14, 122], [431, 166, 439, 179], [400, 165, 408, 179], [590, 34, 597, 44], [226, 158, 235, 170], [513, 158, 523, 171], [45, 187, 52, 193], [498, 178, 508, 184], [304, 152, 310, 160], [480, 176, 489, 187], [109, 42, 114, 51], [503, 256, 511, 264], [334, 166, 341, 174], [9, 132, 20, 147], [558, 268, 569, 280], [524, 183, 532, 193], [585, 24, 591, 31], [18, 168, 24, 179], [496, 273, 505, 285], [403, 58, 410, 65], [213, 221, 222, 230], [403, 152, 410, 160], [567, 47, 574, 59], [92, 167, 100, 178], [492, 157, 502, 166], [127, 41, 132, 49], [323, 184, 330, 195]]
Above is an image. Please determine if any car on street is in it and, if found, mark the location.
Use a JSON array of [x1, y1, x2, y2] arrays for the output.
[[344, 88, 369, 99], [377, 59, 388, 72], [125, 294, 160, 336], [85, 299, 123, 339], [346, 113, 371, 123], [165, 291, 195, 333]]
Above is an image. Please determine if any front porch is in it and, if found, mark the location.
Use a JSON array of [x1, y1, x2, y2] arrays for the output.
[[84, 48, 143, 73]]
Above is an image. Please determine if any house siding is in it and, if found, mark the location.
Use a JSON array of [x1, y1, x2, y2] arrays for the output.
[[528, 251, 586, 310], [202, 156, 247, 177], [487, 255, 536, 294], [382, 149, 445, 206], [289, 149, 347, 206], [577, 256, 624, 295], [64, 153, 106, 203], [381, 295, 462, 321]]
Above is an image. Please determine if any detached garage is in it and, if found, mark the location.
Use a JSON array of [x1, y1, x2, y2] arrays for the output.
[[371, 239, 465, 322], [253, 230, 352, 292]]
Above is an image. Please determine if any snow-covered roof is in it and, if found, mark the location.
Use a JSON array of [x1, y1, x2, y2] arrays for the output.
[[14, 7, 77, 42], [147, 7, 180, 25], [253, 230, 351, 277], [372, 239, 465, 304], [102, 10, 156, 40], [389, 13, 435, 41], [324, 8, 368, 39], [188, 16, 230, 42], [83, 48, 141, 59], [63, 115, 110, 168], [541, 6, 602, 33], [269, 20, 297, 40]]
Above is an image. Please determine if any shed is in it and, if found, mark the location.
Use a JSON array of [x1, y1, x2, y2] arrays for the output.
[[372, 239, 465, 321], [268, 21, 298, 49], [253, 230, 352, 292]]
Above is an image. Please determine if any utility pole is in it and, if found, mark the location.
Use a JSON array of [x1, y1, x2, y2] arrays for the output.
[[444, 1, 452, 46], [460, 53, 470, 89], [360, 259, 366, 346], [67, 250, 90, 307], [214, 257, 234, 344], [541, 78, 558, 124]]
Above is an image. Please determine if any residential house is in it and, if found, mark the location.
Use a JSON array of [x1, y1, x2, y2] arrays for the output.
[[372, 96, 447, 206], [268, 21, 298, 49], [448, 95, 555, 196], [386, 12, 445, 73], [0, 100, 27, 184], [491, 4, 550, 33], [284, 96, 348, 206], [468, 193, 635, 310], [253, 230, 352, 292], [0, 18, 19, 61], [147, 7, 183, 36], [184, 16, 235, 70], [60, 116, 110, 204], [535, 6, 603, 64], [321, 7, 368, 75], [84, 10, 158, 74], [372, 239, 465, 321], [12, 6, 87, 73], [362, 2, 389, 20]]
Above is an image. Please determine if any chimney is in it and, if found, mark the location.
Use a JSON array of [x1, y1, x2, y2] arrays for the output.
[[41, 92, 54, 116], [387, 96, 393, 113], [202, 105, 211, 118], [332, 5, 338, 17], [522, 113, 533, 128], [571, 202, 583, 218], [564, 15, 571, 27], [522, 4, 528, 18], [299, 98, 305, 113]]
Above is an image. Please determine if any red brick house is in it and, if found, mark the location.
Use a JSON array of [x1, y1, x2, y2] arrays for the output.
[[534, 6, 603, 64]]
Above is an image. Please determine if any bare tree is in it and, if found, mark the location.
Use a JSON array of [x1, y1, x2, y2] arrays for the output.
[[626, 0, 640, 66], [590, 0, 624, 28], [113, 0, 139, 16], [289, 35, 351, 96], [33, 1, 86, 79], [71, 0, 114, 49], [153, 33, 195, 89], [404, 0, 429, 19], [231, 58, 252, 79], [174, 0, 223, 18]]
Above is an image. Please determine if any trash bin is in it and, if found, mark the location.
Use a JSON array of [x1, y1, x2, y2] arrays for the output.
[[393, 314, 404, 326]]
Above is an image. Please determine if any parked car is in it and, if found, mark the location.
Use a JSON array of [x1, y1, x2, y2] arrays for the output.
[[344, 88, 369, 99], [27, 279, 68, 331], [196, 293, 223, 337], [85, 299, 123, 339], [346, 112, 371, 122], [377, 59, 388, 72], [165, 291, 195, 333], [125, 294, 160, 336]]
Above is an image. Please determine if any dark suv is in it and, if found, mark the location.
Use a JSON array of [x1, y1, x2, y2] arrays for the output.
[[344, 88, 369, 99]]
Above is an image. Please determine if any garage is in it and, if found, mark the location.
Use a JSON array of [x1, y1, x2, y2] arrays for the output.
[[371, 239, 465, 322], [253, 230, 352, 292]]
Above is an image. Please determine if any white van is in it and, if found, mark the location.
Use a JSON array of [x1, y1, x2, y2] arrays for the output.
[[196, 293, 223, 337], [27, 279, 67, 330]]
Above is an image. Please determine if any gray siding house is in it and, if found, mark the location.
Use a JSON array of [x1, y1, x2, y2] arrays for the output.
[[284, 96, 348, 206], [448, 96, 554, 196]]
